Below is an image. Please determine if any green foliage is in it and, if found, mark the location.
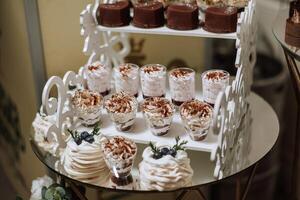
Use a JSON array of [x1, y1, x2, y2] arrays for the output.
[[41, 184, 72, 200]]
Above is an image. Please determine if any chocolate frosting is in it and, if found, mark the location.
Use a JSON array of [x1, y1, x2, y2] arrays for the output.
[[97, 1, 131, 27], [167, 4, 199, 30]]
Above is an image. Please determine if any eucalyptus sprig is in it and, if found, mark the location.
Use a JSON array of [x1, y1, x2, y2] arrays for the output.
[[41, 183, 72, 200], [172, 136, 188, 151]]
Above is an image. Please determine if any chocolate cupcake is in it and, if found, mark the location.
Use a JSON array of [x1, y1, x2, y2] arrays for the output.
[[204, 6, 238, 33], [97, 1, 131, 27], [285, 9, 300, 47], [133, 1, 165, 28], [167, 4, 199, 30]]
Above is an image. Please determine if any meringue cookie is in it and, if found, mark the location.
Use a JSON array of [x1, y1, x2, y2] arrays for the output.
[[139, 145, 193, 191], [60, 135, 110, 185]]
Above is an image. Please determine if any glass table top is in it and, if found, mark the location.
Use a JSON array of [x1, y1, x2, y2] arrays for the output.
[[273, 6, 300, 60], [30, 92, 279, 192]]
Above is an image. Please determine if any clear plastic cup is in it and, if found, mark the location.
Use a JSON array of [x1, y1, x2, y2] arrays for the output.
[[201, 69, 230, 105], [169, 68, 195, 106], [180, 100, 213, 141], [104, 92, 138, 131], [140, 64, 167, 99], [114, 63, 140, 98], [141, 97, 175, 136], [100, 136, 137, 186], [85, 61, 111, 97]]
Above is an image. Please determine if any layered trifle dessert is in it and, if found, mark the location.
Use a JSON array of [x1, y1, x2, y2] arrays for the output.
[[141, 97, 174, 136], [139, 137, 193, 191], [201, 69, 230, 106], [61, 127, 110, 185], [140, 64, 167, 99], [101, 136, 137, 188], [169, 68, 195, 106], [114, 63, 140, 97], [105, 92, 138, 131], [180, 100, 213, 141], [71, 89, 103, 126], [85, 61, 111, 97]]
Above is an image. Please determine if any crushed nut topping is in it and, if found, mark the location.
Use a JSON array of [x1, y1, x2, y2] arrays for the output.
[[180, 100, 212, 118], [170, 68, 193, 78], [141, 97, 174, 117], [118, 64, 134, 77], [142, 65, 164, 74], [72, 90, 102, 109], [205, 70, 228, 80], [102, 136, 137, 159], [88, 62, 104, 71], [105, 92, 137, 113]]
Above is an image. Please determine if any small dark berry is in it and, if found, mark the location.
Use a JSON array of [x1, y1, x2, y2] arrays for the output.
[[160, 147, 170, 156], [168, 149, 176, 157], [153, 152, 162, 159], [75, 138, 82, 145], [84, 135, 95, 143], [80, 131, 90, 140]]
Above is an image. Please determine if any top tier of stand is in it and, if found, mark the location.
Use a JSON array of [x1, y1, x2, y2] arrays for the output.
[[96, 25, 237, 39]]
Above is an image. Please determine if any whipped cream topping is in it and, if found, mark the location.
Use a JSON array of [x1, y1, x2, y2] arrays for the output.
[[85, 61, 111, 93], [140, 64, 166, 97], [180, 100, 212, 119], [203, 70, 229, 81], [105, 92, 138, 113], [142, 97, 174, 118], [72, 90, 102, 111], [61, 135, 110, 185], [114, 63, 139, 96], [101, 136, 137, 177], [169, 68, 195, 102], [139, 144, 193, 191]]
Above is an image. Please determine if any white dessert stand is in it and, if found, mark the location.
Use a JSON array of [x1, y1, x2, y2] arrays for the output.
[[29, 0, 280, 198]]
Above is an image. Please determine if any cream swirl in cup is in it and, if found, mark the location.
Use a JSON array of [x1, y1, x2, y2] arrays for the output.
[[140, 64, 167, 99], [72, 89, 103, 126], [85, 61, 111, 96], [105, 92, 138, 131], [101, 136, 137, 179], [141, 97, 174, 136], [180, 100, 213, 141], [114, 63, 140, 97]]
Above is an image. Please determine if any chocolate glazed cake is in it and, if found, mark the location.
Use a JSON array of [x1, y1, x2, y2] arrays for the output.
[[285, 9, 300, 48], [133, 1, 165, 28], [97, 1, 131, 27], [204, 6, 238, 33], [167, 4, 199, 30]]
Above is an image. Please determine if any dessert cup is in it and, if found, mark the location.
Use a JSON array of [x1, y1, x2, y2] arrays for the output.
[[201, 69, 230, 106], [60, 134, 110, 186], [71, 89, 103, 126], [180, 100, 213, 141], [169, 68, 195, 106], [132, 1, 165, 28], [105, 92, 138, 131], [139, 142, 193, 191], [97, 0, 131, 27], [141, 97, 174, 136], [101, 136, 137, 186], [114, 63, 140, 97], [140, 64, 167, 99], [85, 61, 111, 97], [167, 3, 199, 30]]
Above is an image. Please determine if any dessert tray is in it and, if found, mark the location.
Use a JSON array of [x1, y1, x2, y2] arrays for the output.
[[31, 0, 259, 193]]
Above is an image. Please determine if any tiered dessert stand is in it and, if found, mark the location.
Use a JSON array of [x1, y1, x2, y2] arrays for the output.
[[30, 0, 280, 199]]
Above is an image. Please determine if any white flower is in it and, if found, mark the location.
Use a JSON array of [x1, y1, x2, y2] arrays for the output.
[[30, 175, 53, 200]]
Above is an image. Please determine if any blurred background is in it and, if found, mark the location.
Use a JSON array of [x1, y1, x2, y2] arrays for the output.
[[0, 0, 298, 199]]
